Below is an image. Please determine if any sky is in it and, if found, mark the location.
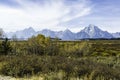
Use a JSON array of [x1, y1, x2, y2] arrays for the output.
[[0, 0, 120, 33]]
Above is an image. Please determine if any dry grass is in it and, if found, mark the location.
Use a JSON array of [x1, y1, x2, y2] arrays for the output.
[[0, 75, 44, 80]]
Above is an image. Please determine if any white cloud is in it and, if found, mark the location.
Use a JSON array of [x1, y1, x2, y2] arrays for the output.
[[0, 0, 92, 32], [60, 7, 91, 22]]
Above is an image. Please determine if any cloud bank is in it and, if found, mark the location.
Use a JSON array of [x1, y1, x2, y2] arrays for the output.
[[1, 0, 120, 33], [0, 0, 92, 32]]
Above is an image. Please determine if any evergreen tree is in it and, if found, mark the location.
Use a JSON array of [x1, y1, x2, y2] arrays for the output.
[[0, 38, 12, 55]]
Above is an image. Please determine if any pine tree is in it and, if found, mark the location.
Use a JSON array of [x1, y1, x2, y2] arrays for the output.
[[0, 38, 12, 55]]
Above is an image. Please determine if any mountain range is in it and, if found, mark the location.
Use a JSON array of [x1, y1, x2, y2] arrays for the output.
[[5, 24, 120, 40]]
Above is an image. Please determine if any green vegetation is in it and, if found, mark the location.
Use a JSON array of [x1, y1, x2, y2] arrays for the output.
[[0, 34, 120, 80], [0, 38, 12, 55]]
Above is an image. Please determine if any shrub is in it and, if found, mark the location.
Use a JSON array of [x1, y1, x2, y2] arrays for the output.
[[0, 55, 42, 77], [0, 38, 12, 55], [26, 34, 60, 56], [0, 56, 120, 80]]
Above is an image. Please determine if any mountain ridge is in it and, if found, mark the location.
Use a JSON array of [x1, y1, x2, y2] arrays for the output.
[[5, 25, 120, 40]]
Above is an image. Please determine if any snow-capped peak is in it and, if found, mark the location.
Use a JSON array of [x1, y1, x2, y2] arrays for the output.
[[81, 24, 113, 38], [83, 24, 100, 33]]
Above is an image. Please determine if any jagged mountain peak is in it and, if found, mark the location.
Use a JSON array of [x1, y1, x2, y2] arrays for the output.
[[88, 24, 98, 28], [28, 27, 33, 30], [80, 24, 113, 38], [41, 29, 53, 33], [83, 24, 101, 33], [6, 27, 36, 39], [64, 29, 72, 33], [23, 27, 35, 32], [58, 29, 75, 40], [36, 29, 56, 38], [64, 29, 71, 31]]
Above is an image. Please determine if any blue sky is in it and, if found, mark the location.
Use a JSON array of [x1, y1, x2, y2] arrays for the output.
[[0, 0, 120, 32]]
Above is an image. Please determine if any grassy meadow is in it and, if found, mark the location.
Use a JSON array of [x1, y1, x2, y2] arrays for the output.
[[0, 35, 120, 80]]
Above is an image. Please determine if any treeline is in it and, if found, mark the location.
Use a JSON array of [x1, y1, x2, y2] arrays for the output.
[[0, 35, 120, 57], [79, 38, 120, 40], [0, 34, 91, 57]]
